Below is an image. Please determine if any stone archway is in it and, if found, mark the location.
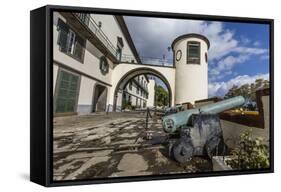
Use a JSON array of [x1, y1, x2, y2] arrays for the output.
[[112, 67, 173, 111]]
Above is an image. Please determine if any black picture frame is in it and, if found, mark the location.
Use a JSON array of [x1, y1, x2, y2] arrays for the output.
[[30, 5, 274, 187]]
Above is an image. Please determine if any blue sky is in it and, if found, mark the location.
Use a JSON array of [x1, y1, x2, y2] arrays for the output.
[[124, 16, 270, 97]]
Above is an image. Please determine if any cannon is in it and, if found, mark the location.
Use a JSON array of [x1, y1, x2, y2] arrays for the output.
[[162, 96, 245, 163]]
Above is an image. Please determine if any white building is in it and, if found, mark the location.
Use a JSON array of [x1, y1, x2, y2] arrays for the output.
[[53, 12, 209, 116], [53, 12, 154, 115], [122, 75, 150, 109]]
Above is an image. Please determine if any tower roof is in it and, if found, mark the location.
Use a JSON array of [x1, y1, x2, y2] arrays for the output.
[[171, 33, 210, 50]]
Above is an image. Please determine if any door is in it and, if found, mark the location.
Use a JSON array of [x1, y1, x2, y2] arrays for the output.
[[55, 70, 80, 113]]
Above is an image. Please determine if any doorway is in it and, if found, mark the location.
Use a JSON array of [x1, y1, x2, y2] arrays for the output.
[[92, 84, 107, 112]]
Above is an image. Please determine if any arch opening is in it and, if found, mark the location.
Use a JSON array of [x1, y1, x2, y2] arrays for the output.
[[113, 67, 173, 111]]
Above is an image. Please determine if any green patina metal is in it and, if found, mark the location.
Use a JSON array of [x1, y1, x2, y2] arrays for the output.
[[162, 96, 245, 133]]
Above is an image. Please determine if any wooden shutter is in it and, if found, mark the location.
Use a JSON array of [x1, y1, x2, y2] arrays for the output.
[[55, 70, 80, 113], [57, 19, 69, 52]]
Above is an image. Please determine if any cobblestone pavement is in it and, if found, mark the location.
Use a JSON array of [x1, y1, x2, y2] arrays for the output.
[[53, 112, 212, 181]]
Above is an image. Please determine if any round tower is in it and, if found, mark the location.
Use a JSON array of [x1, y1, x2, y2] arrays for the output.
[[172, 33, 210, 105]]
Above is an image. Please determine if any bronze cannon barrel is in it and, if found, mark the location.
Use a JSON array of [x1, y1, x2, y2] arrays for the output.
[[162, 96, 245, 133]]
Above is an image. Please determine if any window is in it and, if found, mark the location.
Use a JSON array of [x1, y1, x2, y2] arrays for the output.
[[143, 101, 146, 108], [67, 30, 76, 54], [116, 37, 124, 61], [116, 45, 122, 61], [57, 19, 86, 62], [99, 56, 109, 75], [187, 41, 200, 64], [55, 70, 80, 113], [137, 87, 139, 94], [176, 50, 182, 61], [129, 81, 132, 90]]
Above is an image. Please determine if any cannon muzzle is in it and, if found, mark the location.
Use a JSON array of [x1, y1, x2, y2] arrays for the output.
[[162, 96, 245, 133]]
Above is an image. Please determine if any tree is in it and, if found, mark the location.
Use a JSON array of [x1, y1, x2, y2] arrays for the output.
[[224, 78, 270, 102], [155, 85, 169, 107]]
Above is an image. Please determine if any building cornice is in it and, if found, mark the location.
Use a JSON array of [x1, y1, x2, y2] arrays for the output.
[[171, 33, 210, 50]]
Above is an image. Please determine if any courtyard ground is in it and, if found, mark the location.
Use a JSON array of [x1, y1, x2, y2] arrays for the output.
[[53, 112, 212, 181]]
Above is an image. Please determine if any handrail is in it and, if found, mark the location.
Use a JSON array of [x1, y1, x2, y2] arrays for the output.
[[145, 107, 153, 130], [75, 13, 174, 66], [122, 54, 173, 66], [75, 13, 117, 57]]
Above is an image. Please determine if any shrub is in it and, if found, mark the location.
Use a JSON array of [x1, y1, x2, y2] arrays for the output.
[[226, 129, 270, 169]]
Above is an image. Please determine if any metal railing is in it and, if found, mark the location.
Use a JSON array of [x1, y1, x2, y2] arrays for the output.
[[75, 13, 174, 66], [75, 13, 118, 58], [122, 54, 173, 66]]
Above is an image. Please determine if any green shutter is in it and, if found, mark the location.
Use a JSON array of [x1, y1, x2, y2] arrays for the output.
[[55, 70, 80, 113], [57, 19, 69, 52]]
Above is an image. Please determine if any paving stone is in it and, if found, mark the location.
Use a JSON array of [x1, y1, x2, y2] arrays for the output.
[[64, 156, 110, 180], [110, 171, 152, 177], [55, 159, 88, 173], [117, 154, 148, 172], [118, 132, 139, 138], [111, 139, 135, 145], [53, 113, 212, 180], [66, 149, 113, 160]]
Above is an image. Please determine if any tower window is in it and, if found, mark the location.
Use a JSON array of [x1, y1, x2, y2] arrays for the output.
[[187, 41, 200, 64]]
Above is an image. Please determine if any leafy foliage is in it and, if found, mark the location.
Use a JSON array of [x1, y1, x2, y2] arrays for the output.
[[155, 85, 169, 107], [225, 78, 269, 102], [122, 100, 132, 110], [226, 129, 270, 169]]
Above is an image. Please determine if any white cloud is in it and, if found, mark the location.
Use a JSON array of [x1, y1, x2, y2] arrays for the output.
[[240, 36, 251, 44], [210, 55, 249, 75], [208, 73, 269, 97], [232, 47, 267, 55], [253, 41, 261, 47], [260, 55, 269, 60], [124, 17, 270, 95], [124, 16, 268, 68], [209, 46, 268, 81]]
